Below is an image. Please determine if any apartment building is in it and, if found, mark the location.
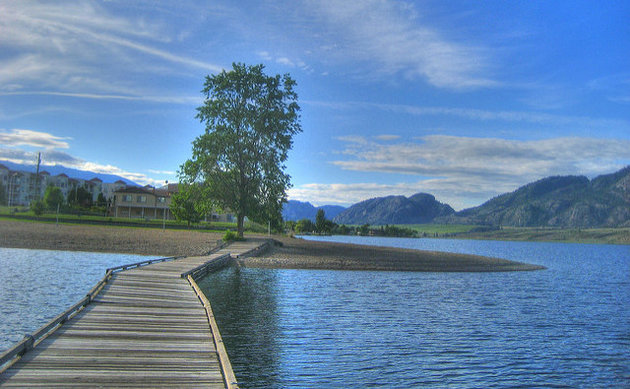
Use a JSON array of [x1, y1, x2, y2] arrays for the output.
[[0, 164, 128, 207]]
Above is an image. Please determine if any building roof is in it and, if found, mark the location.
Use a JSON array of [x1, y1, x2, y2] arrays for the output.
[[154, 189, 171, 197], [115, 180, 127, 185], [55, 173, 69, 178], [40, 171, 50, 175], [114, 186, 154, 195], [0, 164, 9, 170], [89, 177, 103, 183]]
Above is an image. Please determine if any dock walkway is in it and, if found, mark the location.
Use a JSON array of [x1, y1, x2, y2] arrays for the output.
[[0, 239, 269, 388]]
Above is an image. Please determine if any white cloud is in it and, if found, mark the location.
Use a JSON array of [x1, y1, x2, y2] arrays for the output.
[[0, 129, 71, 149], [290, 135, 630, 210], [257, 51, 273, 61], [335, 135, 630, 179], [288, 179, 501, 210], [148, 169, 177, 175], [0, 128, 168, 186], [276, 57, 295, 67], [374, 134, 400, 141]]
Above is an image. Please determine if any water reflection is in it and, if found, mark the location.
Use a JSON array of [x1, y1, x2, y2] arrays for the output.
[[198, 266, 282, 388]]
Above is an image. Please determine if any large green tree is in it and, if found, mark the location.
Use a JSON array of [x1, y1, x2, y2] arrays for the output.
[[180, 63, 301, 238]]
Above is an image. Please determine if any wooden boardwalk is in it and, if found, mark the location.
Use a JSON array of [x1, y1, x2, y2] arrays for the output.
[[0, 239, 270, 388]]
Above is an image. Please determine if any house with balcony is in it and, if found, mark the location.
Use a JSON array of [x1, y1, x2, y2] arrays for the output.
[[112, 186, 173, 220], [112, 184, 236, 223]]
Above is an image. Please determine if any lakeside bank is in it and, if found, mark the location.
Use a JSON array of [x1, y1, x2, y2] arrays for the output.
[[0, 220, 543, 271]]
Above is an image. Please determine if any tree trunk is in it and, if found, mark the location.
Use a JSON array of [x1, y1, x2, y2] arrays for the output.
[[237, 213, 245, 238]]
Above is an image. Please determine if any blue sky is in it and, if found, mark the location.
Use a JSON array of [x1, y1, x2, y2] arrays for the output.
[[1, 0, 629, 210]]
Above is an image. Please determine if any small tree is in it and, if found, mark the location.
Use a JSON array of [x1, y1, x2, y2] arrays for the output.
[[31, 200, 45, 216], [295, 218, 315, 233], [285, 220, 296, 232], [44, 185, 64, 211], [97, 193, 107, 207], [0, 184, 6, 206], [170, 185, 205, 227], [315, 209, 326, 234], [67, 186, 92, 207]]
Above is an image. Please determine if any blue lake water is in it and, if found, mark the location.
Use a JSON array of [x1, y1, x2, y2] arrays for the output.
[[199, 236, 630, 388], [0, 248, 156, 350]]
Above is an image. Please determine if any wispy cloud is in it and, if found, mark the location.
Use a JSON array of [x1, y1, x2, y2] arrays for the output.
[[374, 134, 401, 141], [587, 73, 630, 105], [306, 0, 496, 89], [0, 129, 71, 149], [0, 1, 222, 98], [256, 51, 312, 73], [0, 91, 202, 105], [306, 100, 630, 131]]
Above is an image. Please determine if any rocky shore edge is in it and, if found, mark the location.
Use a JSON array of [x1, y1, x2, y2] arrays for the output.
[[241, 236, 545, 272]]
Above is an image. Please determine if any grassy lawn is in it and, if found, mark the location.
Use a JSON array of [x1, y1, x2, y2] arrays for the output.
[[396, 224, 480, 235], [459, 226, 630, 245], [0, 205, 253, 231]]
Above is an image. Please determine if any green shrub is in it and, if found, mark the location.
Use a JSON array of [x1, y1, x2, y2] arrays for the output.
[[223, 230, 243, 242], [31, 200, 45, 216]]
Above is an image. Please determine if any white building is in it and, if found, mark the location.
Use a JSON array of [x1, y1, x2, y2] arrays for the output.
[[0, 164, 130, 207]]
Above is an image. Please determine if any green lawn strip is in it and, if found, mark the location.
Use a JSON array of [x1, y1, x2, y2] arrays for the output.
[[395, 224, 480, 235]]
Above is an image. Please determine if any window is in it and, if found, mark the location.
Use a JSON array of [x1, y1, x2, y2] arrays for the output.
[[123, 195, 132, 202], [137, 195, 147, 203], [157, 197, 166, 203]]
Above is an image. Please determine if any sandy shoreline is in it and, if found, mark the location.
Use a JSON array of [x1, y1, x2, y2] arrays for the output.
[[0, 219, 544, 271]]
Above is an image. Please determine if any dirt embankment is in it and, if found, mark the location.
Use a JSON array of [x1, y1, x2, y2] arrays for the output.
[[0, 219, 223, 257]]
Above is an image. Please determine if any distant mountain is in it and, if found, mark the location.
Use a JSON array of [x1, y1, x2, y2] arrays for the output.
[[282, 200, 345, 222], [333, 193, 455, 225], [438, 166, 630, 228], [0, 160, 139, 186]]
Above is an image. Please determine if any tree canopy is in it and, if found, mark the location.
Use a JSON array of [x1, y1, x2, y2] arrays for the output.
[[44, 185, 64, 210], [67, 186, 92, 207], [170, 184, 205, 227], [179, 63, 301, 237]]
